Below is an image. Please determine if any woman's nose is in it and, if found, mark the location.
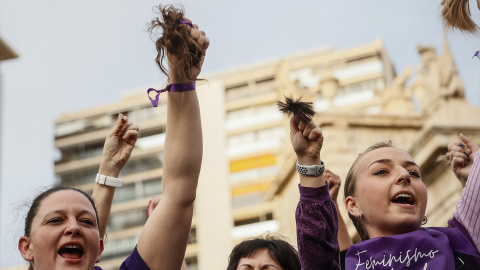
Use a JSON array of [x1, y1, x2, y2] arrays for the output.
[[396, 167, 411, 185], [64, 219, 82, 237]]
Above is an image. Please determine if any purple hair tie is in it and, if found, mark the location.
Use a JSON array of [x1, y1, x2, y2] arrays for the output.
[[179, 18, 193, 28], [147, 82, 196, 107], [473, 51, 480, 60]]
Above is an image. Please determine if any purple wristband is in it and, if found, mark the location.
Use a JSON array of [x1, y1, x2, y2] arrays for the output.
[[179, 19, 193, 28], [147, 82, 196, 107]]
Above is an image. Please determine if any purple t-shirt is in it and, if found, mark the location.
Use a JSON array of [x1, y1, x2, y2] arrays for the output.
[[296, 183, 480, 269], [344, 226, 479, 269], [94, 246, 150, 270]]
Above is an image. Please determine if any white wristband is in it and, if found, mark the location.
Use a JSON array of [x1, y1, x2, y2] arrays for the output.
[[95, 173, 124, 188], [296, 161, 325, 177]]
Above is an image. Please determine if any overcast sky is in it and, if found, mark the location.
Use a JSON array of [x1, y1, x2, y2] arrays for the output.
[[1, 0, 479, 267]]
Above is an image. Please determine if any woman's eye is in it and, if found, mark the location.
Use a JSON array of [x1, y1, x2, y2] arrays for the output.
[[47, 218, 63, 224], [81, 219, 94, 226], [409, 171, 421, 178], [373, 169, 388, 176]]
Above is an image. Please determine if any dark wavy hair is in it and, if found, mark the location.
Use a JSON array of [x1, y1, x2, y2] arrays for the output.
[[23, 186, 99, 270], [148, 4, 203, 82], [227, 234, 301, 270]]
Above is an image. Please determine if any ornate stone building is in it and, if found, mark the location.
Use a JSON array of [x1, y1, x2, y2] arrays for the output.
[[267, 39, 480, 244]]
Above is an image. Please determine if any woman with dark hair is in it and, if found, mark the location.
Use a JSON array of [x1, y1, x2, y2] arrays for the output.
[[17, 4, 209, 269], [226, 235, 300, 270], [18, 114, 139, 270]]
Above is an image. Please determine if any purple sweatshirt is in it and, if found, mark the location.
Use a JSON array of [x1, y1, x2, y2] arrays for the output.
[[296, 183, 340, 270], [296, 150, 480, 269]]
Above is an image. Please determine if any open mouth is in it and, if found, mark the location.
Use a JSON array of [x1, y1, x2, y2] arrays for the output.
[[58, 244, 84, 260], [391, 193, 415, 205]]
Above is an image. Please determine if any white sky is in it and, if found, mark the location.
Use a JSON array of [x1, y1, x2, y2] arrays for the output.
[[1, 0, 479, 267]]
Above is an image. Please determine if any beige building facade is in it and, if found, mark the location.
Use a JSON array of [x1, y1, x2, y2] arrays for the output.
[[3, 38, 478, 270]]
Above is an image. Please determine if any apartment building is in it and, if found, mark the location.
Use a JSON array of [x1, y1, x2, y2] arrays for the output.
[[46, 38, 480, 270]]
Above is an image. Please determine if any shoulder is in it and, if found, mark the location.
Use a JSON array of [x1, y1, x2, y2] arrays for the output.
[[120, 246, 151, 270]]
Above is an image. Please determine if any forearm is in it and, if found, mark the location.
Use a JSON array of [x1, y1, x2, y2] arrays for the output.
[[162, 90, 202, 203], [453, 150, 480, 250], [137, 89, 202, 270], [335, 202, 353, 251], [297, 156, 326, 188], [92, 160, 121, 239], [296, 185, 340, 270]]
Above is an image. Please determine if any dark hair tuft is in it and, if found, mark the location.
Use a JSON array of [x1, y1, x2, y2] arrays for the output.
[[277, 96, 316, 123]]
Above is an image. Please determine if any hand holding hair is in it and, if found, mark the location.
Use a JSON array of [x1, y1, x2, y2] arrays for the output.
[[147, 5, 209, 107], [278, 96, 322, 163], [280, 96, 325, 188], [149, 5, 209, 83]]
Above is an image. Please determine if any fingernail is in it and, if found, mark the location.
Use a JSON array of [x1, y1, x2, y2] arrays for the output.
[[467, 158, 471, 163], [464, 152, 469, 157], [459, 143, 464, 147]]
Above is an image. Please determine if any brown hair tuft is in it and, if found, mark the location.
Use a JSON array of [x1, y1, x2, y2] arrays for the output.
[[148, 5, 203, 82]]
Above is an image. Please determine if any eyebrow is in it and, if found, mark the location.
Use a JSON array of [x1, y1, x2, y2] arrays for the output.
[[403, 160, 420, 169], [368, 159, 392, 169], [239, 264, 279, 269], [43, 209, 96, 219], [368, 159, 420, 170]]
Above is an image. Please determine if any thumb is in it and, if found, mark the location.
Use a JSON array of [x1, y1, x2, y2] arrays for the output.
[[289, 117, 299, 139]]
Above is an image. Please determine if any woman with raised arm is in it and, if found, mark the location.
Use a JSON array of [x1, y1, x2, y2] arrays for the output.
[[17, 4, 208, 269], [290, 117, 341, 270], [18, 114, 138, 270], [295, 123, 480, 269]]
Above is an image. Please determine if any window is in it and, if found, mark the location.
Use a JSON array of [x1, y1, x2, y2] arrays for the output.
[[232, 192, 266, 208], [107, 208, 147, 233], [101, 235, 139, 260], [185, 256, 198, 270], [234, 212, 273, 227], [225, 104, 283, 131], [121, 154, 164, 175], [112, 178, 162, 204], [225, 78, 274, 101], [59, 167, 99, 186]]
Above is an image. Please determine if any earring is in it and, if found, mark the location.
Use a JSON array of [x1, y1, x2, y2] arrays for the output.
[[422, 216, 428, 225]]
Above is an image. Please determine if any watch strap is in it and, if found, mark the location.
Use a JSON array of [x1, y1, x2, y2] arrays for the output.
[[296, 161, 325, 177], [95, 173, 124, 188]]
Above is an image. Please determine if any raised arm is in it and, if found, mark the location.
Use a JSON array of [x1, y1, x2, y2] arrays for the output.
[[324, 169, 353, 251], [291, 117, 340, 270], [135, 17, 208, 270], [449, 134, 480, 251], [92, 114, 139, 239]]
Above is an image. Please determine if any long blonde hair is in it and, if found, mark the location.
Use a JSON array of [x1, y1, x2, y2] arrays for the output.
[[441, 0, 479, 34]]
